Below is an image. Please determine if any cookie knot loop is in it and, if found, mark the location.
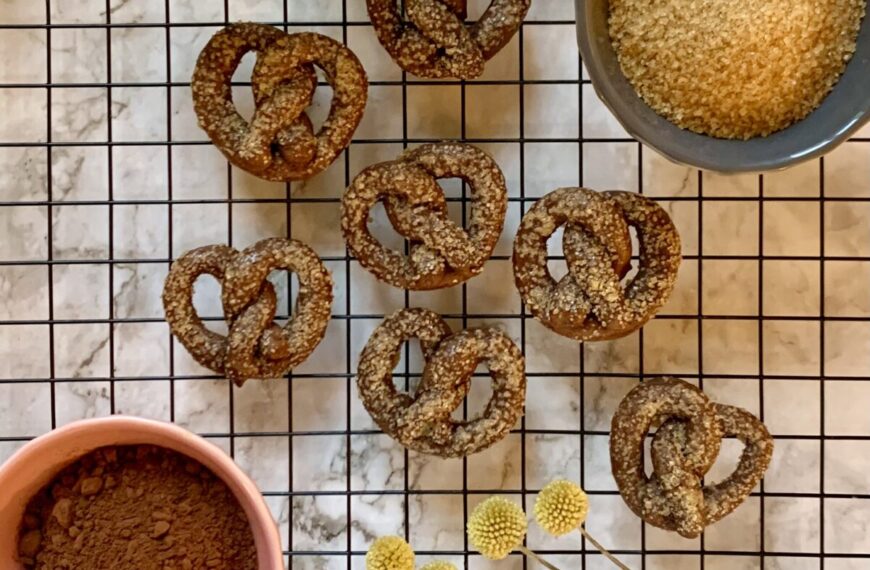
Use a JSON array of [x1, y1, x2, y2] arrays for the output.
[[162, 238, 333, 385], [610, 378, 774, 538], [342, 142, 508, 290], [192, 24, 367, 182], [513, 187, 682, 341], [356, 309, 526, 458], [366, 0, 530, 79]]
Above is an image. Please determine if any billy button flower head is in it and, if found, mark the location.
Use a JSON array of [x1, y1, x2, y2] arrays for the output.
[[467, 497, 527, 560], [534, 479, 590, 536], [534, 479, 630, 570], [366, 536, 415, 570], [467, 496, 561, 570]]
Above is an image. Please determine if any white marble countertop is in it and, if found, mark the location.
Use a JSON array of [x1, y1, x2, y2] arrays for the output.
[[2, 0, 870, 568]]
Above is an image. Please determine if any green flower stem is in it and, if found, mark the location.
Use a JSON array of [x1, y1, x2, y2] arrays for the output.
[[517, 545, 562, 570], [578, 526, 631, 570]]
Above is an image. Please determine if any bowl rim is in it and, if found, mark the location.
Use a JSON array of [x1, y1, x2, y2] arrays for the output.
[[575, 0, 870, 173], [0, 416, 284, 569]]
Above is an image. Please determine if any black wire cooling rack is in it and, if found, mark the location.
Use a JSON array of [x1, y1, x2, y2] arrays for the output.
[[2, 0, 870, 568]]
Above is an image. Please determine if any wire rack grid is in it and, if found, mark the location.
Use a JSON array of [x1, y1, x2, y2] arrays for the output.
[[2, 0, 870, 569]]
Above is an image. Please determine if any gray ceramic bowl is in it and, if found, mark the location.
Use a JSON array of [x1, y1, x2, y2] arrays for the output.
[[575, 0, 870, 172]]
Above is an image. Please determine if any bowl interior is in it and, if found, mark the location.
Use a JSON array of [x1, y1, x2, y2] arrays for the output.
[[577, 0, 870, 172], [0, 417, 283, 570]]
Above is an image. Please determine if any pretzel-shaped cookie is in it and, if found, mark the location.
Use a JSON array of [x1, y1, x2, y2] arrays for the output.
[[367, 0, 531, 79], [342, 142, 507, 290], [513, 187, 681, 341], [610, 378, 774, 538], [357, 308, 526, 458], [192, 23, 367, 182], [163, 238, 333, 385]]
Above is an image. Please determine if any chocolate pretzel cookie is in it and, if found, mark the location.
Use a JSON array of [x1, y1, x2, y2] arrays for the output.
[[192, 23, 367, 182], [367, 0, 531, 79], [342, 142, 507, 290], [163, 238, 333, 385], [513, 187, 681, 341], [610, 378, 774, 538], [357, 308, 526, 458]]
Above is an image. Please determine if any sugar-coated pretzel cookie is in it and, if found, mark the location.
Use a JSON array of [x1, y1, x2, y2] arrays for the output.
[[356, 308, 526, 458], [163, 238, 333, 385], [513, 187, 681, 341], [341, 142, 507, 290], [192, 23, 367, 182], [366, 0, 531, 79], [610, 378, 774, 538]]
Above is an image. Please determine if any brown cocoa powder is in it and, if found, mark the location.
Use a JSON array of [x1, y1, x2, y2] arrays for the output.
[[17, 445, 258, 570]]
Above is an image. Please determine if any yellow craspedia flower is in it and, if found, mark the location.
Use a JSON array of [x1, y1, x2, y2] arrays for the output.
[[420, 562, 458, 570], [365, 536, 415, 570], [534, 479, 589, 537], [467, 496, 528, 560]]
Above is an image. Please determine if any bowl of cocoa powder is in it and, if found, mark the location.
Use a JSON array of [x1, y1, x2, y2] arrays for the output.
[[0, 416, 284, 569]]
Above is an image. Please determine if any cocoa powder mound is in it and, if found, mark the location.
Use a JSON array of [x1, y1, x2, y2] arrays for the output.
[[17, 445, 258, 570]]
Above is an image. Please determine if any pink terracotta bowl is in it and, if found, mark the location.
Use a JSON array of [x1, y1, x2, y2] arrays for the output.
[[0, 416, 284, 569]]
